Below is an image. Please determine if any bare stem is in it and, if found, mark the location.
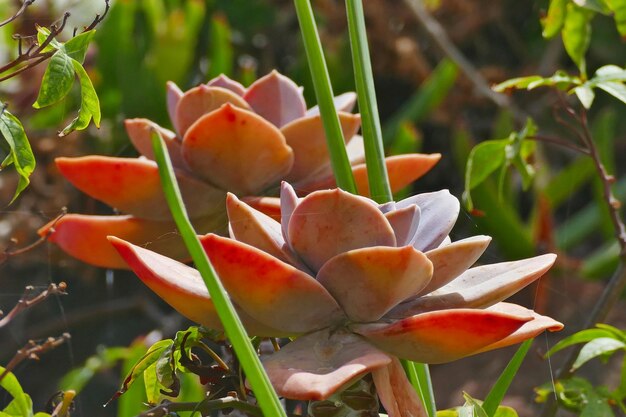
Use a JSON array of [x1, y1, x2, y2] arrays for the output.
[[0, 282, 68, 328], [0, 334, 71, 383], [0, 211, 66, 265], [527, 135, 590, 155], [0, 0, 36, 28]]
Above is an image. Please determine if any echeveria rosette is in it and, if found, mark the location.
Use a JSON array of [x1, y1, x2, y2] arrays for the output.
[[39, 71, 440, 269], [108, 183, 563, 417]]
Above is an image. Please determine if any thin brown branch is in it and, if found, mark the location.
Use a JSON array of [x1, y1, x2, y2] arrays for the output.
[[0, 0, 36, 28], [0, 210, 65, 265], [527, 135, 590, 155], [403, 0, 527, 123], [0, 333, 70, 384], [82, 0, 110, 32], [0, 282, 68, 328]]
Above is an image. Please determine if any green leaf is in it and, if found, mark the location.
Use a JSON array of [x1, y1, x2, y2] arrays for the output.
[[573, 0, 611, 13], [572, 337, 626, 371], [483, 340, 532, 417], [33, 50, 75, 108], [60, 59, 101, 136], [574, 84, 595, 108], [0, 107, 35, 202], [493, 76, 544, 92], [64, 30, 96, 64], [403, 361, 436, 417], [143, 362, 161, 404], [151, 131, 287, 417], [562, 3, 593, 74], [208, 14, 234, 78], [543, 0, 569, 38], [595, 81, 626, 104], [0, 366, 32, 417], [546, 328, 619, 356], [592, 65, 626, 83], [110, 339, 173, 404], [3, 394, 33, 417], [605, 0, 626, 37], [346, 0, 392, 203], [493, 407, 519, 417], [36, 26, 61, 51], [462, 393, 489, 417], [463, 140, 507, 210]]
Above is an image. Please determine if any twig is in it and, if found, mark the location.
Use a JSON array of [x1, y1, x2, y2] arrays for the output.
[[540, 102, 626, 417], [136, 396, 263, 417], [527, 135, 590, 155], [82, 0, 111, 33], [0, 210, 66, 265], [0, 333, 71, 383], [0, 282, 67, 328], [403, 0, 526, 123], [0, 0, 36, 28]]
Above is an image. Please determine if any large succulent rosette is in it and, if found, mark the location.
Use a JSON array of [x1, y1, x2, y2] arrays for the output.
[[109, 182, 563, 416], [40, 71, 440, 269]]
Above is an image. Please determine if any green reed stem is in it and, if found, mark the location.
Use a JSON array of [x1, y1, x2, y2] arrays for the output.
[[151, 131, 286, 417], [293, 0, 357, 194], [403, 360, 436, 417], [345, 0, 392, 203]]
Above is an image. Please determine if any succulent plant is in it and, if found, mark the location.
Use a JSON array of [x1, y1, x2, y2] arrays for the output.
[[109, 182, 563, 416], [39, 71, 440, 269]]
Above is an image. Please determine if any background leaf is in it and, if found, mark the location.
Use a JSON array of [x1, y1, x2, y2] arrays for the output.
[[562, 3, 593, 74], [33, 50, 75, 109], [0, 108, 35, 202]]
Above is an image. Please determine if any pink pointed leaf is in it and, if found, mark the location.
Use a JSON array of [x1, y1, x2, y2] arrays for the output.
[[418, 235, 492, 295], [346, 134, 366, 164], [306, 92, 358, 116], [56, 156, 225, 220], [207, 74, 246, 96], [476, 303, 564, 353], [317, 246, 433, 322], [108, 237, 286, 336], [280, 182, 300, 245], [353, 154, 441, 197], [241, 196, 281, 222], [282, 112, 361, 183], [397, 190, 460, 251], [261, 328, 391, 400], [166, 81, 183, 131], [124, 119, 187, 168], [351, 309, 531, 363], [182, 104, 294, 194], [288, 188, 396, 272], [175, 85, 251, 136], [384, 205, 421, 247], [413, 254, 557, 312], [372, 357, 427, 417], [200, 234, 344, 333], [226, 193, 297, 265], [243, 70, 307, 127]]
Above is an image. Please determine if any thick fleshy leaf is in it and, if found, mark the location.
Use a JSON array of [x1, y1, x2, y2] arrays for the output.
[[477, 303, 564, 353], [317, 246, 433, 322], [207, 74, 246, 96], [280, 182, 300, 245], [200, 234, 344, 333], [226, 193, 297, 265], [166, 81, 183, 130], [306, 92, 358, 116], [55, 156, 225, 220], [182, 104, 294, 194], [384, 205, 421, 247], [353, 154, 441, 196], [418, 235, 492, 295], [108, 237, 285, 336], [242, 196, 281, 222], [124, 119, 187, 168], [372, 357, 427, 417], [282, 112, 361, 183], [397, 190, 460, 251], [261, 329, 391, 400], [299, 154, 440, 196], [288, 188, 396, 272], [39, 214, 227, 269], [243, 70, 307, 127], [403, 254, 557, 313], [175, 85, 250, 136], [351, 309, 530, 363]]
